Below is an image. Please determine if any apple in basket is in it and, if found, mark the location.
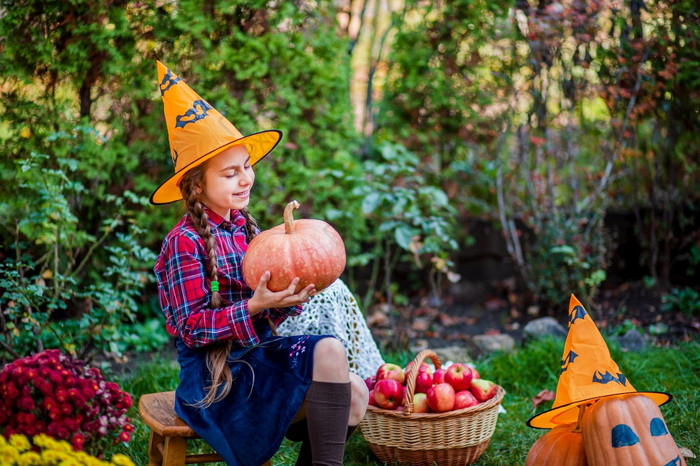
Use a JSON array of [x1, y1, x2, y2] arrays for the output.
[[364, 375, 377, 391], [432, 368, 447, 385], [469, 378, 497, 402], [412, 392, 430, 413], [445, 363, 474, 391], [405, 361, 433, 375], [426, 382, 455, 413], [368, 390, 377, 407], [373, 379, 403, 410], [453, 390, 479, 410], [414, 371, 433, 394], [470, 365, 480, 379], [376, 363, 405, 385]]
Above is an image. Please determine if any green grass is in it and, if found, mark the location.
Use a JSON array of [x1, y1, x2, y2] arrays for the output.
[[108, 337, 699, 465]]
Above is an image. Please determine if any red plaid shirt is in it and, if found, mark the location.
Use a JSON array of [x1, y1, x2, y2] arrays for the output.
[[154, 208, 301, 348]]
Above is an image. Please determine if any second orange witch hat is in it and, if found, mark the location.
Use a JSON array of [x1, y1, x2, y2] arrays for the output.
[[527, 294, 671, 429], [150, 61, 282, 205]]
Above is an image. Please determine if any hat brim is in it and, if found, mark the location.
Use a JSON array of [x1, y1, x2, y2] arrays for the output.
[[526, 391, 671, 429], [149, 129, 282, 205]]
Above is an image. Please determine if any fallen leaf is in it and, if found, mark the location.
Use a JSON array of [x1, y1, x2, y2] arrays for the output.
[[439, 314, 456, 326], [532, 389, 555, 412], [679, 447, 695, 459], [411, 318, 430, 332]]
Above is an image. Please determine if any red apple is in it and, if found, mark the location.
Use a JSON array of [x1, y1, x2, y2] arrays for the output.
[[412, 392, 430, 413], [433, 368, 447, 385], [469, 378, 498, 402], [453, 390, 479, 410], [376, 363, 405, 385], [373, 379, 403, 410], [445, 363, 474, 391], [426, 382, 455, 413], [405, 361, 433, 375], [364, 375, 377, 391], [414, 371, 433, 394], [368, 389, 377, 407], [469, 365, 480, 380]]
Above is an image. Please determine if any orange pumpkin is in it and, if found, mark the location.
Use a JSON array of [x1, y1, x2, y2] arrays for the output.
[[581, 394, 686, 466], [242, 200, 346, 294], [525, 421, 587, 466]]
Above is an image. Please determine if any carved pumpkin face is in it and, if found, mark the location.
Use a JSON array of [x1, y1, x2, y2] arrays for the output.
[[581, 394, 686, 466]]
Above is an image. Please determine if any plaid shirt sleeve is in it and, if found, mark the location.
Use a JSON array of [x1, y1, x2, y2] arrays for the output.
[[267, 304, 302, 328], [160, 232, 259, 348]]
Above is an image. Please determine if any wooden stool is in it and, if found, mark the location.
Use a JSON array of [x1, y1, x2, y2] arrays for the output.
[[138, 391, 272, 466]]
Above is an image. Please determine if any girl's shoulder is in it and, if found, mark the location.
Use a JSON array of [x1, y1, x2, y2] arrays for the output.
[[160, 215, 204, 254]]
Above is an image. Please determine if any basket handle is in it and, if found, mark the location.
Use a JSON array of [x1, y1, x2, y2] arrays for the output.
[[403, 349, 442, 415]]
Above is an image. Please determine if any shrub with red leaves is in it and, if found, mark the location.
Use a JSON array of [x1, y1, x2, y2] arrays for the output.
[[0, 349, 134, 452]]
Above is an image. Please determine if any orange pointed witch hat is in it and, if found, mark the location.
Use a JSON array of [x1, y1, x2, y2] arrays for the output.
[[150, 61, 282, 205], [527, 294, 671, 429]]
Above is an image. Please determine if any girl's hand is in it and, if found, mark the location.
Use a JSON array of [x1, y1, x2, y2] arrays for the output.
[[247, 271, 316, 315]]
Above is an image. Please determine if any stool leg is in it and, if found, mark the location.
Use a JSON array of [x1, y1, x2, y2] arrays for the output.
[[262, 461, 272, 466], [148, 431, 164, 466], [162, 436, 187, 466]]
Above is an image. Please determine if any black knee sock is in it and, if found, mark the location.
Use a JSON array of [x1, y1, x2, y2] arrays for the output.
[[303, 381, 351, 466], [292, 422, 358, 466], [345, 424, 357, 441], [286, 419, 307, 442]]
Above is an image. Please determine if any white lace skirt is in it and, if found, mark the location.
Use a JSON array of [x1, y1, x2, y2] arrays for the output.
[[277, 279, 385, 379]]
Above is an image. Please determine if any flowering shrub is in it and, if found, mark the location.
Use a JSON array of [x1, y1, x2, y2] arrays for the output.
[[0, 349, 134, 453], [0, 433, 134, 465]]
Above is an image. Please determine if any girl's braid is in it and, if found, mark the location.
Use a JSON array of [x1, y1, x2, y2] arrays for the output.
[[181, 171, 223, 308], [179, 167, 232, 407], [239, 208, 259, 243]]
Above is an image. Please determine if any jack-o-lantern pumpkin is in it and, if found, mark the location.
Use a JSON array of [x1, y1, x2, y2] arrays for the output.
[[525, 421, 587, 466], [242, 200, 346, 293], [581, 394, 686, 466]]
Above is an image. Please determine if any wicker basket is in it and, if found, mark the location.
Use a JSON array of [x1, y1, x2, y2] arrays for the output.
[[360, 349, 506, 465]]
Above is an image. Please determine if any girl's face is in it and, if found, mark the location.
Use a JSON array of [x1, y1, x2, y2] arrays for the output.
[[196, 144, 254, 220]]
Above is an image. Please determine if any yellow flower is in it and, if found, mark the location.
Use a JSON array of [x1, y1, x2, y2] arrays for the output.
[[42, 450, 72, 463], [0, 445, 20, 463], [110, 454, 135, 466], [75, 452, 102, 466], [18, 451, 41, 466], [32, 434, 52, 448], [57, 459, 81, 466], [8, 434, 31, 452], [35, 435, 71, 454], [20, 127, 31, 138]]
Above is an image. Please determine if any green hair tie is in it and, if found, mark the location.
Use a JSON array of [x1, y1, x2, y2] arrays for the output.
[[211, 281, 219, 292]]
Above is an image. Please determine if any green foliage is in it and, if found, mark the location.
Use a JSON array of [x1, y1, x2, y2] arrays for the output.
[[354, 141, 459, 310], [377, 0, 510, 208], [0, 1, 364, 360], [0, 135, 158, 362], [661, 287, 700, 318], [525, 210, 610, 310]]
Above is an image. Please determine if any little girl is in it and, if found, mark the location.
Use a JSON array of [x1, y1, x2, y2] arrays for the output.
[[151, 61, 367, 465]]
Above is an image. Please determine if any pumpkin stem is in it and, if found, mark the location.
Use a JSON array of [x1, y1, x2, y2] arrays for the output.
[[283, 200, 300, 234], [573, 403, 589, 433]]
